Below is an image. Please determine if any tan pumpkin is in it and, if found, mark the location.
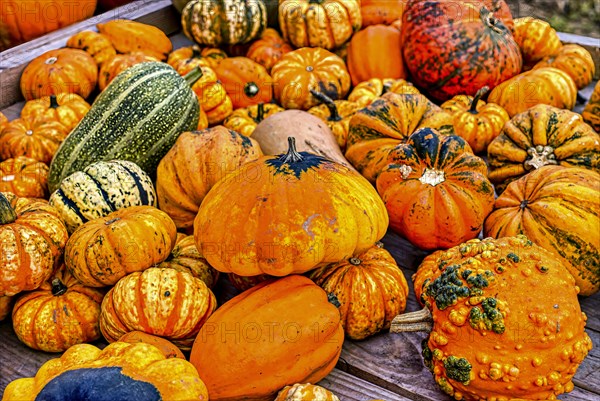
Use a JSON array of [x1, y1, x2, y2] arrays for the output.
[[583, 81, 600, 132], [0, 296, 14, 321], [223, 102, 285, 137], [347, 77, 420, 107], [533, 44, 596, 90], [0, 157, 49, 199], [12, 266, 104, 352], [512, 17, 562, 68], [97, 19, 173, 60], [98, 52, 160, 91], [0, 118, 69, 164], [66, 31, 117, 66], [246, 28, 293, 72], [275, 383, 340, 401], [156, 126, 263, 229], [20, 93, 91, 132]]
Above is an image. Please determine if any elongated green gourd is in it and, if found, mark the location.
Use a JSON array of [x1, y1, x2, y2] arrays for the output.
[[48, 61, 201, 192]]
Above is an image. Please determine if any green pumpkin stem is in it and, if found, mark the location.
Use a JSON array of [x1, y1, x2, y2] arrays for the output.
[[184, 66, 204, 87], [469, 86, 489, 114], [310, 89, 342, 122], [390, 307, 433, 333], [49, 95, 60, 109], [281, 137, 303, 163], [254, 102, 265, 123], [51, 278, 68, 296], [0, 193, 17, 225], [244, 82, 260, 98], [327, 293, 342, 308]]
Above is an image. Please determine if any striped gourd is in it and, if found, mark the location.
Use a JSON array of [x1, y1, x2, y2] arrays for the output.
[[181, 0, 267, 47], [48, 62, 200, 193], [49, 160, 157, 233]]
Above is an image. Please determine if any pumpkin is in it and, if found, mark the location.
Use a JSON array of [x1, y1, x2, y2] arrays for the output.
[[484, 166, 600, 296], [194, 137, 388, 276], [582, 81, 600, 132], [181, 0, 267, 47], [12, 266, 104, 353], [360, 0, 405, 26], [156, 126, 263, 229], [0, 295, 14, 321], [532, 44, 596, 90], [309, 242, 409, 340], [401, 0, 522, 101], [66, 31, 117, 66], [441, 87, 510, 154], [97, 19, 173, 60], [98, 52, 160, 91], [0, 118, 69, 164], [307, 90, 360, 151], [223, 102, 285, 137], [512, 17, 561, 68], [347, 77, 420, 107], [227, 273, 273, 292], [271, 47, 351, 110], [345, 92, 454, 183], [0, 157, 49, 199], [487, 104, 600, 193], [275, 383, 340, 401], [0, 193, 68, 297], [65, 206, 177, 287], [20, 94, 91, 132], [0, 112, 7, 132], [167, 45, 227, 71], [487, 67, 578, 117], [20, 48, 98, 101], [0, 0, 97, 52], [246, 28, 293, 72], [118, 331, 185, 359], [214, 57, 274, 109], [190, 275, 344, 400], [49, 160, 157, 234], [100, 267, 217, 350], [278, 0, 362, 50], [377, 128, 494, 250], [393, 235, 593, 401], [2, 342, 209, 401], [159, 234, 220, 289], [347, 24, 406, 86]]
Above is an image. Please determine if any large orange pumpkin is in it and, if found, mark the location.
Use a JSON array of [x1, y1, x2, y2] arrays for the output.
[[0, 156, 49, 198], [214, 57, 274, 109]]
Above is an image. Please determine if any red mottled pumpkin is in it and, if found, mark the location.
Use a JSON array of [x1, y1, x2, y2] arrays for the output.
[[0, 118, 69, 165], [246, 28, 293, 72], [215, 57, 273, 109], [20, 94, 91, 132], [0, 157, 49, 198]]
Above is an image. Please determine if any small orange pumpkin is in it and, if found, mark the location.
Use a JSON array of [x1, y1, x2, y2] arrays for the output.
[[307, 90, 360, 151], [532, 44, 596, 90], [167, 45, 227, 71], [118, 331, 186, 359], [66, 31, 117, 66], [0, 118, 69, 165], [223, 102, 285, 137], [347, 77, 420, 107], [512, 17, 562, 68], [98, 52, 160, 91], [0, 157, 49, 199], [215, 57, 274, 109], [20, 94, 91, 132], [246, 28, 293, 72]]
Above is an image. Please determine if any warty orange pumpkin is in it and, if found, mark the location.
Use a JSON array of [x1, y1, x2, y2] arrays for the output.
[[0, 118, 69, 164], [0, 156, 49, 199], [20, 94, 91, 132], [0, 112, 7, 132]]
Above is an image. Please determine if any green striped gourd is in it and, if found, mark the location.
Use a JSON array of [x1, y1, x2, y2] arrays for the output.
[[48, 62, 201, 193], [181, 0, 267, 47], [49, 160, 157, 233]]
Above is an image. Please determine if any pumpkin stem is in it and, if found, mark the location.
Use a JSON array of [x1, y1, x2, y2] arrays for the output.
[[51, 278, 68, 296], [184, 66, 204, 87], [348, 257, 361, 266], [281, 137, 303, 163], [254, 102, 265, 123], [327, 293, 341, 308], [469, 87, 489, 114], [482, 7, 505, 35], [0, 193, 17, 224], [310, 89, 342, 122], [375, 241, 384, 248], [244, 82, 260, 99], [49, 95, 60, 109], [191, 45, 202, 58], [390, 307, 433, 333]]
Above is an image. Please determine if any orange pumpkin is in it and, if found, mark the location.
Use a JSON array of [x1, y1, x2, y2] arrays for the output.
[[347, 24, 406, 86], [20, 93, 91, 132], [97, 19, 173, 60], [512, 17, 561, 68], [246, 28, 293, 72], [167, 45, 227, 71], [0, 118, 69, 164], [360, 0, 405, 26], [20, 48, 98, 100], [156, 126, 263, 229], [98, 52, 160, 91], [347, 77, 420, 107], [307, 90, 360, 151], [0, 156, 49, 198], [66, 31, 117, 66], [118, 331, 186, 359], [100, 267, 217, 350], [271, 47, 351, 110], [223, 102, 285, 137], [12, 266, 104, 352], [275, 383, 340, 401], [532, 44, 596, 90], [215, 57, 273, 109], [0, 193, 68, 297], [0, 295, 13, 321], [65, 206, 178, 287], [583, 81, 600, 132]]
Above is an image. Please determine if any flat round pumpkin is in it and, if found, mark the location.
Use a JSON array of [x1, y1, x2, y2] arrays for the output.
[[20, 93, 91, 132]]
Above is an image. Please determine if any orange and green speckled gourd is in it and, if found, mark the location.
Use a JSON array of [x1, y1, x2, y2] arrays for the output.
[[391, 235, 593, 401]]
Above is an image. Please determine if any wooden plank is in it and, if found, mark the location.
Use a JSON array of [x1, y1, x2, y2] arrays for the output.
[[319, 369, 414, 401]]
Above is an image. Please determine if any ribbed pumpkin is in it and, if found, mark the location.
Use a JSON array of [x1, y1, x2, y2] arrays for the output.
[[97, 19, 173, 60], [484, 166, 600, 296], [0, 193, 68, 297], [487, 67, 578, 117], [223, 102, 285, 137], [347, 24, 406, 86], [20, 48, 98, 100], [214, 57, 273, 109], [65, 206, 177, 287], [118, 331, 185, 359], [2, 342, 209, 401], [100, 267, 217, 350], [181, 0, 267, 47], [360, 0, 405, 26], [583, 81, 600, 132], [275, 383, 340, 401], [167, 45, 228, 70], [12, 266, 104, 352], [345, 92, 454, 183], [66, 31, 117, 66], [441, 87, 510, 154], [49, 160, 157, 234], [0, 295, 13, 321], [512, 17, 561, 68], [397, 235, 593, 401], [532, 44, 596, 90], [98, 52, 160, 91], [347, 77, 420, 107], [487, 104, 600, 193], [190, 275, 344, 401], [159, 234, 220, 289], [0, 157, 49, 199], [401, 0, 522, 101], [307, 90, 360, 151], [271, 47, 351, 110], [278, 0, 362, 50], [20, 94, 91, 132], [156, 126, 263, 229], [194, 137, 388, 277], [246, 28, 293, 72], [0, 118, 69, 164], [377, 128, 495, 250], [309, 243, 409, 340]]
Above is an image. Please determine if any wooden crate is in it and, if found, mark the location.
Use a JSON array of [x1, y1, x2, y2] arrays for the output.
[[1, 2, 599, 400]]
